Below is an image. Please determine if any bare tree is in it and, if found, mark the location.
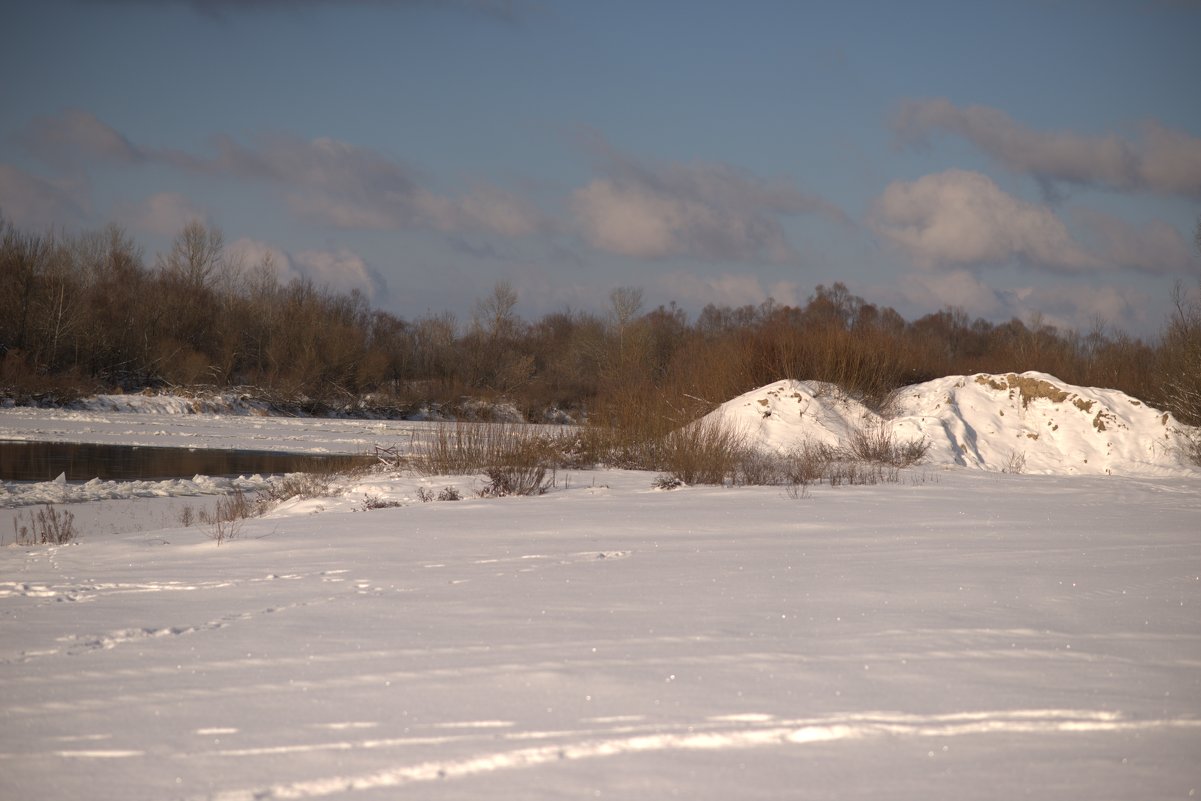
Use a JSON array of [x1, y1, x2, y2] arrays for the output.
[[609, 285, 644, 332], [473, 280, 520, 340], [159, 220, 224, 290]]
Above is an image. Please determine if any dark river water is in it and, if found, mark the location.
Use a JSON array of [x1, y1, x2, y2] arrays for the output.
[[0, 441, 373, 482]]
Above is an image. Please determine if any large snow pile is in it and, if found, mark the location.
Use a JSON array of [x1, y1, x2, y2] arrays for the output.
[[705, 372, 1199, 477]]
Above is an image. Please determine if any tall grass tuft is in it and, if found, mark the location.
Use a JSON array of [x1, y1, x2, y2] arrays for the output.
[[653, 418, 749, 485], [8, 505, 78, 546], [846, 421, 930, 467], [409, 422, 575, 476]]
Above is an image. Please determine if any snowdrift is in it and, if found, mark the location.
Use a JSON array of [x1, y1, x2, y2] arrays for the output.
[[704, 372, 1199, 477]]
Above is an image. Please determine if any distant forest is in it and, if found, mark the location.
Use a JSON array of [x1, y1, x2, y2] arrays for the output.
[[2, 217, 1199, 428]]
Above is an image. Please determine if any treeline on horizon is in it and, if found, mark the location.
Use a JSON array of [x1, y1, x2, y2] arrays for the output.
[[2, 218, 1199, 428]]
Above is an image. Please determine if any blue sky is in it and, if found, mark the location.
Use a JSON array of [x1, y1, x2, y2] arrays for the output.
[[2, 0, 1199, 336]]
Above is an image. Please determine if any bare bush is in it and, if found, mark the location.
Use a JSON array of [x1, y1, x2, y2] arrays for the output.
[[652, 474, 684, 490], [259, 472, 334, 506], [410, 422, 573, 476], [1003, 450, 1027, 474], [846, 421, 929, 467], [654, 418, 749, 485], [362, 494, 403, 510], [414, 485, 463, 502], [205, 487, 252, 545], [480, 465, 554, 497], [1159, 282, 1201, 426], [784, 481, 809, 500], [783, 441, 840, 486], [824, 460, 897, 486], [8, 505, 77, 546], [732, 450, 791, 486]]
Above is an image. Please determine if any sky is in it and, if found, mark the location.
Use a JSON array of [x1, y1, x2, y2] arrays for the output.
[[2, 0, 1199, 337]]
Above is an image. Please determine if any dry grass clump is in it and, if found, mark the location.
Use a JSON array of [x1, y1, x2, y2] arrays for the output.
[[193, 471, 343, 544], [415, 485, 463, 502], [590, 412, 930, 490], [198, 487, 253, 545], [261, 472, 334, 504], [480, 465, 555, 497], [410, 422, 574, 476], [1180, 429, 1201, 467], [846, 421, 930, 467], [8, 505, 78, 546], [652, 418, 749, 485], [409, 422, 567, 497]]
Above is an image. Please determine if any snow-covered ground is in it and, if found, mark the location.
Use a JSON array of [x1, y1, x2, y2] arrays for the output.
[[1, 375, 1199, 799]]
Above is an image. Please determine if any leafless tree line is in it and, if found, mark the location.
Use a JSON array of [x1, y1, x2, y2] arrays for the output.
[[2, 217, 1198, 426]]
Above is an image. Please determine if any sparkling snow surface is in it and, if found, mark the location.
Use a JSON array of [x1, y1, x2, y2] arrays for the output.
[[1, 378, 1200, 799]]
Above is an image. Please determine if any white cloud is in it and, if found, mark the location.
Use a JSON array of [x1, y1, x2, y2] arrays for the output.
[[181, 133, 544, 237], [1015, 283, 1151, 331], [896, 268, 1152, 332], [872, 169, 1097, 272], [123, 192, 209, 237], [571, 142, 847, 264], [656, 271, 804, 309], [225, 237, 299, 281], [1074, 209, 1198, 276], [21, 109, 145, 169], [225, 238, 385, 300], [0, 164, 89, 228], [20, 111, 545, 239], [415, 185, 543, 237], [894, 98, 1201, 198], [573, 181, 691, 260], [293, 248, 385, 299], [1138, 121, 1201, 199], [899, 269, 1006, 318]]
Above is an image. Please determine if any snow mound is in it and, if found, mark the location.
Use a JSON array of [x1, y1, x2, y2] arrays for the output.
[[703, 379, 876, 454], [705, 373, 1200, 477]]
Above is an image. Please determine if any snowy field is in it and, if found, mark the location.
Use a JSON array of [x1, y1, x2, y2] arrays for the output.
[[2, 374, 1200, 799]]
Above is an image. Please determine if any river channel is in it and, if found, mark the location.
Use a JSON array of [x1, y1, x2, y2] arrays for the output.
[[0, 441, 373, 482]]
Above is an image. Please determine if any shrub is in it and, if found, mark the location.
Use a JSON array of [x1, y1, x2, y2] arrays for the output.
[[782, 441, 840, 486], [652, 474, 684, 490], [8, 505, 77, 546], [654, 417, 749, 485], [260, 472, 334, 505], [410, 422, 573, 476], [480, 465, 554, 497], [362, 494, 403, 510], [417, 485, 465, 501], [732, 450, 791, 486], [203, 487, 252, 545], [846, 421, 929, 467], [1003, 450, 1027, 474]]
